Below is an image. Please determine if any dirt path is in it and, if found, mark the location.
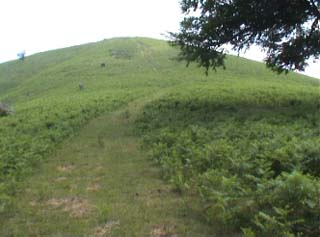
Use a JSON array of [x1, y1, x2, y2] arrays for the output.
[[1, 98, 213, 236]]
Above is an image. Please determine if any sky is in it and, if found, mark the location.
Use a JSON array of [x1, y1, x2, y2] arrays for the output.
[[0, 0, 319, 78]]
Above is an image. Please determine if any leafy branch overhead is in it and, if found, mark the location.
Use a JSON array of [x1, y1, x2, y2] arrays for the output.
[[171, 0, 320, 73]]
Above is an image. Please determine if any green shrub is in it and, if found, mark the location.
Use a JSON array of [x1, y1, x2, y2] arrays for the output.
[[136, 84, 320, 236]]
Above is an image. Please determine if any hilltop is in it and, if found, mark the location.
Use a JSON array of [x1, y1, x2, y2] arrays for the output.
[[0, 37, 317, 102], [0, 38, 319, 236]]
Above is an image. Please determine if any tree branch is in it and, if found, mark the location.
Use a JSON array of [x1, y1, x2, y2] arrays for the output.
[[307, 17, 319, 46], [309, 0, 320, 19]]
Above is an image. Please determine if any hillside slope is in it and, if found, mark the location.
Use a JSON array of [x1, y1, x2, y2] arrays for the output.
[[1, 37, 317, 102], [0, 37, 319, 236]]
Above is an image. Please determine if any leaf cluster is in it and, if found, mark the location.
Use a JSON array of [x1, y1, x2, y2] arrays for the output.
[[171, 0, 320, 73], [136, 82, 320, 236]]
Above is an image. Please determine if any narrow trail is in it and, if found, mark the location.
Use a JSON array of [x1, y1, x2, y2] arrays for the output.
[[2, 98, 213, 236]]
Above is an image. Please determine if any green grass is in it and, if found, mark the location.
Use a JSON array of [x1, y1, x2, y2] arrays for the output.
[[0, 37, 319, 236], [1, 98, 214, 236]]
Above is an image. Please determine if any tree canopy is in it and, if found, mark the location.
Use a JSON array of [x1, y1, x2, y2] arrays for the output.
[[171, 0, 320, 73], [17, 50, 26, 61]]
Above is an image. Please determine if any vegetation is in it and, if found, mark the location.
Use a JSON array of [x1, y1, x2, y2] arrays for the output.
[[0, 37, 319, 236], [17, 51, 26, 61], [0, 37, 175, 211], [0, 92, 133, 211], [171, 0, 320, 73], [136, 81, 320, 236], [1, 98, 214, 236]]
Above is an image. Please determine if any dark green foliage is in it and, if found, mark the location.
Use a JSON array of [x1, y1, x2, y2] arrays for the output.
[[171, 0, 320, 73], [136, 84, 320, 236]]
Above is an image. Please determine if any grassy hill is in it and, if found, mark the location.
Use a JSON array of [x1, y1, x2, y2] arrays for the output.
[[0, 37, 319, 236]]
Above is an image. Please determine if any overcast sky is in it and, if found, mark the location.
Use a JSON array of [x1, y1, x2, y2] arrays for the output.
[[0, 0, 319, 78]]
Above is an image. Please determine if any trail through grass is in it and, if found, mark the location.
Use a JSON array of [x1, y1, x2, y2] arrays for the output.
[[1, 37, 318, 236], [1, 97, 213, 236]]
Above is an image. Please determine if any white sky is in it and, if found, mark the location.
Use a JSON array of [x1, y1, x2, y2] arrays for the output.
[[0, 0, 319, 78]]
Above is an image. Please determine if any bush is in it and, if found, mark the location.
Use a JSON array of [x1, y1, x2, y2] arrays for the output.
[[0, 103, 10, 117], [136, 86, 320, 236]]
